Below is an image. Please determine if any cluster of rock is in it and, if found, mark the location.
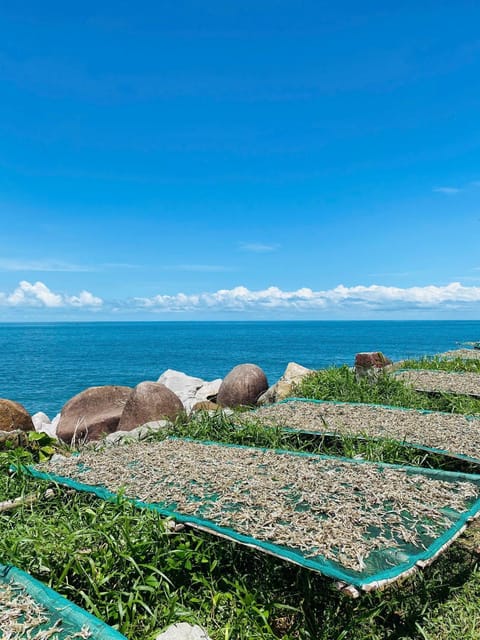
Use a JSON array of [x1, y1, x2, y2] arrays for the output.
[[0, 352, 393, 446], [0, 361, 317, 445]]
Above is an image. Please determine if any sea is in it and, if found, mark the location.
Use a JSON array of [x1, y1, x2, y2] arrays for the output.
[[1, 320, 479, 418]]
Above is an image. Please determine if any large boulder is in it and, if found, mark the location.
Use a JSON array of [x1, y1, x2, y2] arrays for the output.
[[258, 362, 314, 404], [217, 364, 268, 408], [57, 386, 132, 444], [0, 399, 34, 432], [118, 381, 184, 431]]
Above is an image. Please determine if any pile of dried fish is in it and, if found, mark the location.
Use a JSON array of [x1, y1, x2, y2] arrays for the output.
[[437, 349, 480, 361], [39, 439, 480, 573], [251, 400, 480, 461], [0, 580, 91, 640], [396, 370, 480, 397]]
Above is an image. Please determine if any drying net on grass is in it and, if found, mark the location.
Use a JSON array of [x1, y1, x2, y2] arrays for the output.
[[251, 399, 480, 465], [0, 563, 126, 640], [437, 349, 480, 361], [27, 438, 480, 592], [395, 369, 480, 397]]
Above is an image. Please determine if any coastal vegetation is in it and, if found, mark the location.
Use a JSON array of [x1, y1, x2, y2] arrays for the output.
[[294, 364, 480, 414], [2, 361, 480, 639], [400, 355, 480, 373]]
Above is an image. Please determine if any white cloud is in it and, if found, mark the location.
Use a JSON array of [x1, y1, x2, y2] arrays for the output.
[[432, 187, 462, 195], [238, 242, 280, 253], [3, 280, 480, 315], [0, 281, 103, 308], [67, 290, 103, 307], [133, 282, 480, 313]]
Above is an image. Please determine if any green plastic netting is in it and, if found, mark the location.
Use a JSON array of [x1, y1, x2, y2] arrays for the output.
[[0, 562, 126, 639], [23, 438, 480, 593], [253, 398, 480, 466]]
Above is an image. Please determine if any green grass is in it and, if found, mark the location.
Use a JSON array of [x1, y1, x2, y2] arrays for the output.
[[293, 365, 480, 414], [400, 355, 480, 374]]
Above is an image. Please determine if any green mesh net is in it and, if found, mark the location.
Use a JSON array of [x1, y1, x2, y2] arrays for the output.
[[0, 563, 126, 639], [25, 438, 480, 593], [253, 398, 480, 466]]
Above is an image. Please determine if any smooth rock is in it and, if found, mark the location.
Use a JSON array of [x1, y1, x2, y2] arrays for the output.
[[118, 381, 184, 431], [258, 362, 314, 404], [0, 399, 34, 433], [57, 386, 132, 444], [155, 622, 212, 640], [217, 363, 268, 408]]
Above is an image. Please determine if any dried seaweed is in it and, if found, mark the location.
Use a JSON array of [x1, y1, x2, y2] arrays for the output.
[[40, 439, 480, 573], [252, 401, 480, 461], [0, 581, 91, 639]]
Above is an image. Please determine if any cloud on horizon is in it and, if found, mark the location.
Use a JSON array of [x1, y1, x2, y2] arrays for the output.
[[0, 281, 103, 308], [134, 282, 480, 312], [2, 281, 480, 314]]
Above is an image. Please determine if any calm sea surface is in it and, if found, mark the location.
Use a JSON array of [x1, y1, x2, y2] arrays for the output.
[[1, 321, 479, 417]]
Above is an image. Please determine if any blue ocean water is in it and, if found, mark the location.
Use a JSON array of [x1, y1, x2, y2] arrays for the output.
[[1, 321, 479, 417]]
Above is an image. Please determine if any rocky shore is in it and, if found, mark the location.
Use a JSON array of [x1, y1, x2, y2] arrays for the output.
[[0, 360, 315, 445], [2, 346, 479, 447]]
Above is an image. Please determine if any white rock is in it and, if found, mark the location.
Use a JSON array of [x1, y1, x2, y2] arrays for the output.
[[32, 412, 50, 430], [37, 422, 58, 440], [194, 379, 222, 403], [158, 369, 205, 408], [51, 413, 61, 430], [155, 623, 212, 640]]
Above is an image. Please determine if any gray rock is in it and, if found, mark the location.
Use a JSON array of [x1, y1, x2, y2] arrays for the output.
[[103, 419, 170, 447], [57, 386, 132, 444], [194, 379, 222, 404], [217, 364, 268, 408], [118, 381, 184, 431], [155, 623, 212, 640]]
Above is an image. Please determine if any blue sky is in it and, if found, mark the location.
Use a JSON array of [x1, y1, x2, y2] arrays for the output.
[[1, 1, 480, 320]]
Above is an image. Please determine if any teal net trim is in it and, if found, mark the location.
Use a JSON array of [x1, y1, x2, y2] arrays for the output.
[[269, 398, 480, 466], [0, 562, 127, 639], [20, 438, 480, 592]]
